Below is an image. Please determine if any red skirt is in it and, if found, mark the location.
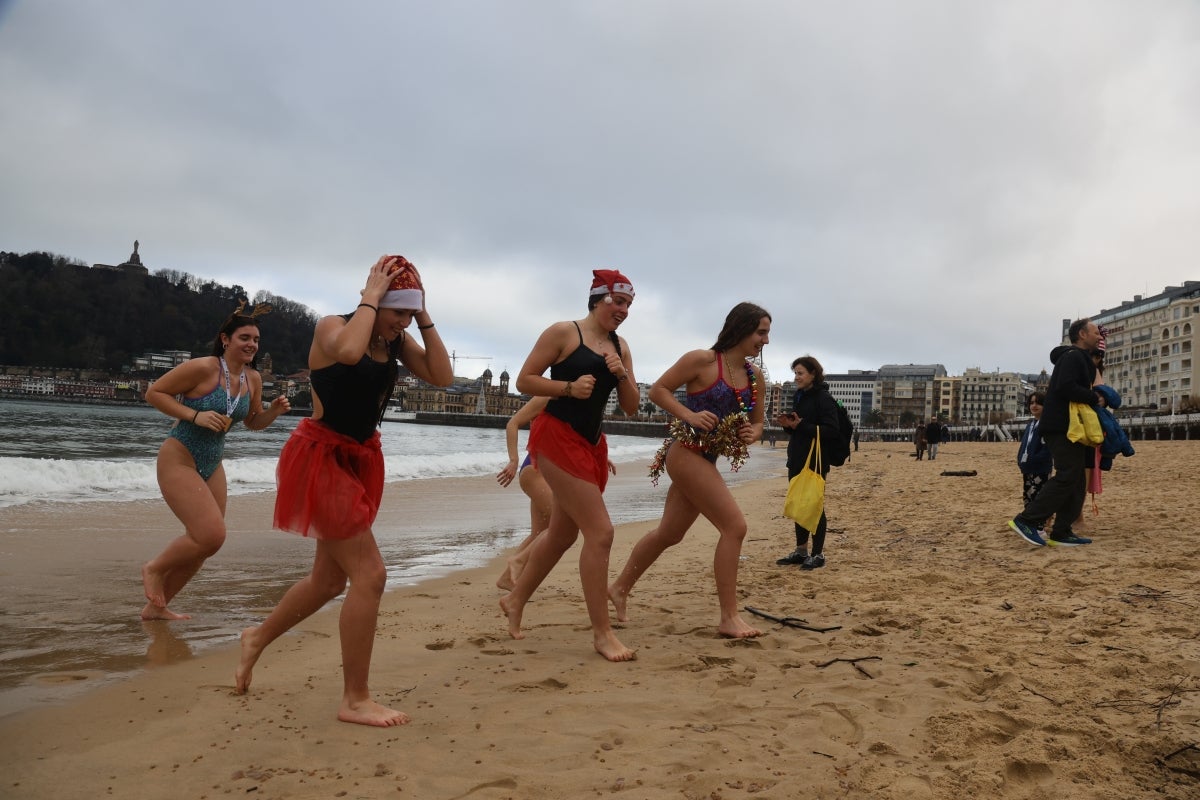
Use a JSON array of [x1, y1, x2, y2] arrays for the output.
[[527, 412, 609, 492], [274, 418, 384, 540]]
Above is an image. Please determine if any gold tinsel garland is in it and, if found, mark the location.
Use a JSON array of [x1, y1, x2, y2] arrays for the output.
[[648, 412, 751, 486]]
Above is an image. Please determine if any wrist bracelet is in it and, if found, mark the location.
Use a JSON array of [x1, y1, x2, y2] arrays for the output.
[[617, 373, 628, 382], [563, 381, 573, 398], [418, 322, 435, 330], [192, 409, 199, 423], [357, 303, 378, 313]]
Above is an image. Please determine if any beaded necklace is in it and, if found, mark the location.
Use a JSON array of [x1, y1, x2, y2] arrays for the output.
[[723, 353, 757, 415]]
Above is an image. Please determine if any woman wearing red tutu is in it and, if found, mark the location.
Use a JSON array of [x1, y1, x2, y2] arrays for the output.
[[499, 270, 641, 662], [235, 255, 452, 727]]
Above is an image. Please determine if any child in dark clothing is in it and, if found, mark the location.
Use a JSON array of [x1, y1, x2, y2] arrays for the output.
[[1017, 392, 1052, 505]]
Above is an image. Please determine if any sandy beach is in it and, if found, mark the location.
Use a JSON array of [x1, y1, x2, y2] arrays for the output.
[[1, 440, 1198, 799]]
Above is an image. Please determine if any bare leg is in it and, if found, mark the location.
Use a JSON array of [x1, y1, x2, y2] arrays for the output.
[[508, 457, 634, 661], [235, 550, 348, 694], [499, 509, 577, 640], [236, 532, 408, 727], [609, 481, 699, 622], [498, 467, 554, 590], [626, 446, 762, 638], [142, 445, 228, 619], [496, 531, 538, 591]]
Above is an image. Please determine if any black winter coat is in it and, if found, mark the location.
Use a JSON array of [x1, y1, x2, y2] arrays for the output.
[[1040, 345, 1099, 436], [785, 384, 841, 473]]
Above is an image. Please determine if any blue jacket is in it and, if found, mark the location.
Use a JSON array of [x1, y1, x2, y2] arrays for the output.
[[1093, 385, 1135, 469], [1017, 419, 1052, 475]]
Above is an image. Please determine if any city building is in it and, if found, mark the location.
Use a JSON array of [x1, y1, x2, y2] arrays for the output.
[[929, 375, 961, 422], [825, 370, 878, 426], [1088, 281, 1199, 413], [958, 368, 1028, 424], [874, 364, 947, 426]]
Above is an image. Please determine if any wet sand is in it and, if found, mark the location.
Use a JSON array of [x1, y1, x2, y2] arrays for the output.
[[1, 441, 1198, 799]]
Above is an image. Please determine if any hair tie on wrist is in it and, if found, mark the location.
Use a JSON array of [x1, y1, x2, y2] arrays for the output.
[[192, 409, 199, 423], [418, 322, 435, 330], [357, 303, 378, 313]]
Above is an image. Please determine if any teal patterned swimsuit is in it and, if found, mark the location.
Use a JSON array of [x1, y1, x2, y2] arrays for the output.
[[166, 365, 250, 479]]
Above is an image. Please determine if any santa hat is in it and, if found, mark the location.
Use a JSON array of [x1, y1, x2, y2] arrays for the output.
[[379, 257, 424, 310], [589, 269, 634, 299]]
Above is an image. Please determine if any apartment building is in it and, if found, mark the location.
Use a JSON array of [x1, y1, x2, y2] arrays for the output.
[[1088, 281, 1199, 413], [825, 370, 878, 426]]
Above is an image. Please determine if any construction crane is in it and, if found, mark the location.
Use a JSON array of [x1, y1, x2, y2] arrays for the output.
[[450, 350, 492, 376]]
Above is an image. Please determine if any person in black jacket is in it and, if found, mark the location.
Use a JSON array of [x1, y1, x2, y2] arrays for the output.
[[925, 417, 943, 460], [1008, 318, 1103, 547], [775, 355, 841, 569]]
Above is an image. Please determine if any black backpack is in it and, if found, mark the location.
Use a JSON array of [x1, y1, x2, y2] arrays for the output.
[[825, 402, 853, 467]]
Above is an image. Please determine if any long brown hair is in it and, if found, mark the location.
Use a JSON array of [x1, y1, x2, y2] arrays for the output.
[[712, 302, 771, 353]]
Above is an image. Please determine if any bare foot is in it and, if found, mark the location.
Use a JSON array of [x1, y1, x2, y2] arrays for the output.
[[337, 698, 410, 727], [140, 602, 191, 621], [499, 595, 526, 640], [141, 563, 166, 608], [718, 615, 763, 639], [234, 626, 262, 694], [593, 629, 636, 662], [608, 584, 630, 623], [495, 567, 515, 592]]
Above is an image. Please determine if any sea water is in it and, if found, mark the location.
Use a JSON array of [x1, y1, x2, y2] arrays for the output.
[[0, 398, 786, 716], [0, 399, 671, 509]]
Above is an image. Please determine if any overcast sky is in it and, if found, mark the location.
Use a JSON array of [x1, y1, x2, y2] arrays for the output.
[[2, 1, 1197, 385]]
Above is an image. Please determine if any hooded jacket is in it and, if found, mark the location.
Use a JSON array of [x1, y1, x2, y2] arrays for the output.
[[1039, 344, 1099, 436]]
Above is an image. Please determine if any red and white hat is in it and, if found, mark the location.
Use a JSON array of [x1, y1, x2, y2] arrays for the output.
[[589, 269, 634, 299], [380, 257, 424, 310]]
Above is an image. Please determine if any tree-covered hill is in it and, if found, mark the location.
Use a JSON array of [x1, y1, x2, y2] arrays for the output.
[[0, 250, 320, 374]]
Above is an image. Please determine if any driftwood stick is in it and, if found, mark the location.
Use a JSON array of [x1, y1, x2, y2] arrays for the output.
[[1020, 683, 1061, 706], [814, 656, 881, 678], [1154, 677, 1192, 729], [1160, 743, 1200, 762], [744, 606, 842, 633]]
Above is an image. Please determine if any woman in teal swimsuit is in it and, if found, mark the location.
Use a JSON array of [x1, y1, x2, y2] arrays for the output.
[[140, 307, 291, 621]]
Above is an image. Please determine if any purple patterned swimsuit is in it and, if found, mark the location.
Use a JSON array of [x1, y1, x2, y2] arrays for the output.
[[679, 357, 754, 462]]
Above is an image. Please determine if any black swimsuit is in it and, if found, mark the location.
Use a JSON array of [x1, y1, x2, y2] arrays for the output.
[[544, 322, 619, 445]]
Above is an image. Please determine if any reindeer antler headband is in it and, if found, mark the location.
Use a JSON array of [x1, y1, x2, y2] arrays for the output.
[[232, 298, 273, 318]]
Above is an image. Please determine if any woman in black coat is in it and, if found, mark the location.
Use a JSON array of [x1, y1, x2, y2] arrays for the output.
[[775, 355, 841, 569]]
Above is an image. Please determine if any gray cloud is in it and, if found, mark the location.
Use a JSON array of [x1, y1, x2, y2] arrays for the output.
[[2, 0, 1197, 384]]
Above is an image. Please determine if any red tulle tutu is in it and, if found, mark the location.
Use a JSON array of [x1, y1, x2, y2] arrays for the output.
[[528, 412, 609, 491], [274, 418, 384, 539]]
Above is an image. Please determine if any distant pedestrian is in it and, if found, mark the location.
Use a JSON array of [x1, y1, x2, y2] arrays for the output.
[[913, 422, 927, 460], [926, 417, 943, 460]]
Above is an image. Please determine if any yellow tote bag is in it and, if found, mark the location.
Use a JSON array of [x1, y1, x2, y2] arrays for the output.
[[783, 434, 825, 531], [1067, 402, 1104, 446]]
